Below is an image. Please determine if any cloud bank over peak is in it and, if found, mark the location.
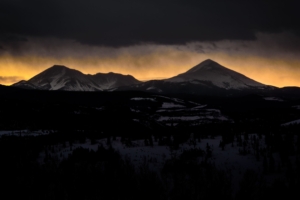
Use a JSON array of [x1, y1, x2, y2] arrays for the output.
[[1, 31, 300, 87]]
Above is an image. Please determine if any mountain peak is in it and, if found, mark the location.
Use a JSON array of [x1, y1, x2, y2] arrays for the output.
[[52, 64, 67, 68], [186, 59, 222, 73], [201, 59, 216, 64], [49, 65, 68, 69], [166, 59, 265, 89], [48, 65, 69, 71]]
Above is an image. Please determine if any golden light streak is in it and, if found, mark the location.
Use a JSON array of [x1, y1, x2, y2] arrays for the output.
[[1, 52, 300, 87], [210, 54, 300, 87]]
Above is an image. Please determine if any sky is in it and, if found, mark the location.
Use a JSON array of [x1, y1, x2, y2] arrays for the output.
[[0, 0, 300, 87]]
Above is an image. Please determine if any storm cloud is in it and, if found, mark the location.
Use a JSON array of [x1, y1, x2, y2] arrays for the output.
[[0, 0, 299, 46]]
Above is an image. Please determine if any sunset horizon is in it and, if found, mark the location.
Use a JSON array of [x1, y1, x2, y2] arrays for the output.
[[1, 1, 300, 88], [1, 55, 300, 88]]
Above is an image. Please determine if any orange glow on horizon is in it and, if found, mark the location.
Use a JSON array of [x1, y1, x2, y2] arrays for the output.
[[1, 53, 300, 88]]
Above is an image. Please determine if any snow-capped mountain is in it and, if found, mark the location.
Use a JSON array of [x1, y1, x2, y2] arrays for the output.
[[12, 60, 277, 94], [12, 65, 141, 91], [118, 59, 274, 95], [166, 59, 265, 89]]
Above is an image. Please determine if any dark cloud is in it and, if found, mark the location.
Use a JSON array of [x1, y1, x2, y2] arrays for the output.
[[186, 32, 300, 60], [1, 32, 300, 61], [0, 33, 28, 54], [0, 0, 299, 47]]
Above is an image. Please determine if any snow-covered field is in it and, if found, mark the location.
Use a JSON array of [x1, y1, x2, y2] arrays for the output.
[[157, 116, 202, 121], [154, 107, 230, 125], [264, 97, 284, 101], [131, 97, 157, 101], [0, 130, 51, 137], [154, 95, 185, 104], [160, 102, 185, 108], [129, 96, 231, 125]]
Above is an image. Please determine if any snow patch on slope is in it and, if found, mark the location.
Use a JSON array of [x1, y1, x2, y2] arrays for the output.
[[161, 102, 185, 108], [131, 97, 156, 101], [281, 119, 300, 126], [264, 97, 284, 102]]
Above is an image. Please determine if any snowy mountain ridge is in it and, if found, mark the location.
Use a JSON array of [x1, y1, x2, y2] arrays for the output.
[[12, 65, 141, 91], [12, 59, 276, 93], [166, 59, 265, 89]]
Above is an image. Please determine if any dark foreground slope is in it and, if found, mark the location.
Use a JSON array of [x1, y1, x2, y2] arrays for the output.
[[1, 86, 300, 135], [1, 87, 300, 200]]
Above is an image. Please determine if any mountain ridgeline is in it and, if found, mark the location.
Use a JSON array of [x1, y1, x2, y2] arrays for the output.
[[12, 59, 297, 96], [13, 65, 141, 91]]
